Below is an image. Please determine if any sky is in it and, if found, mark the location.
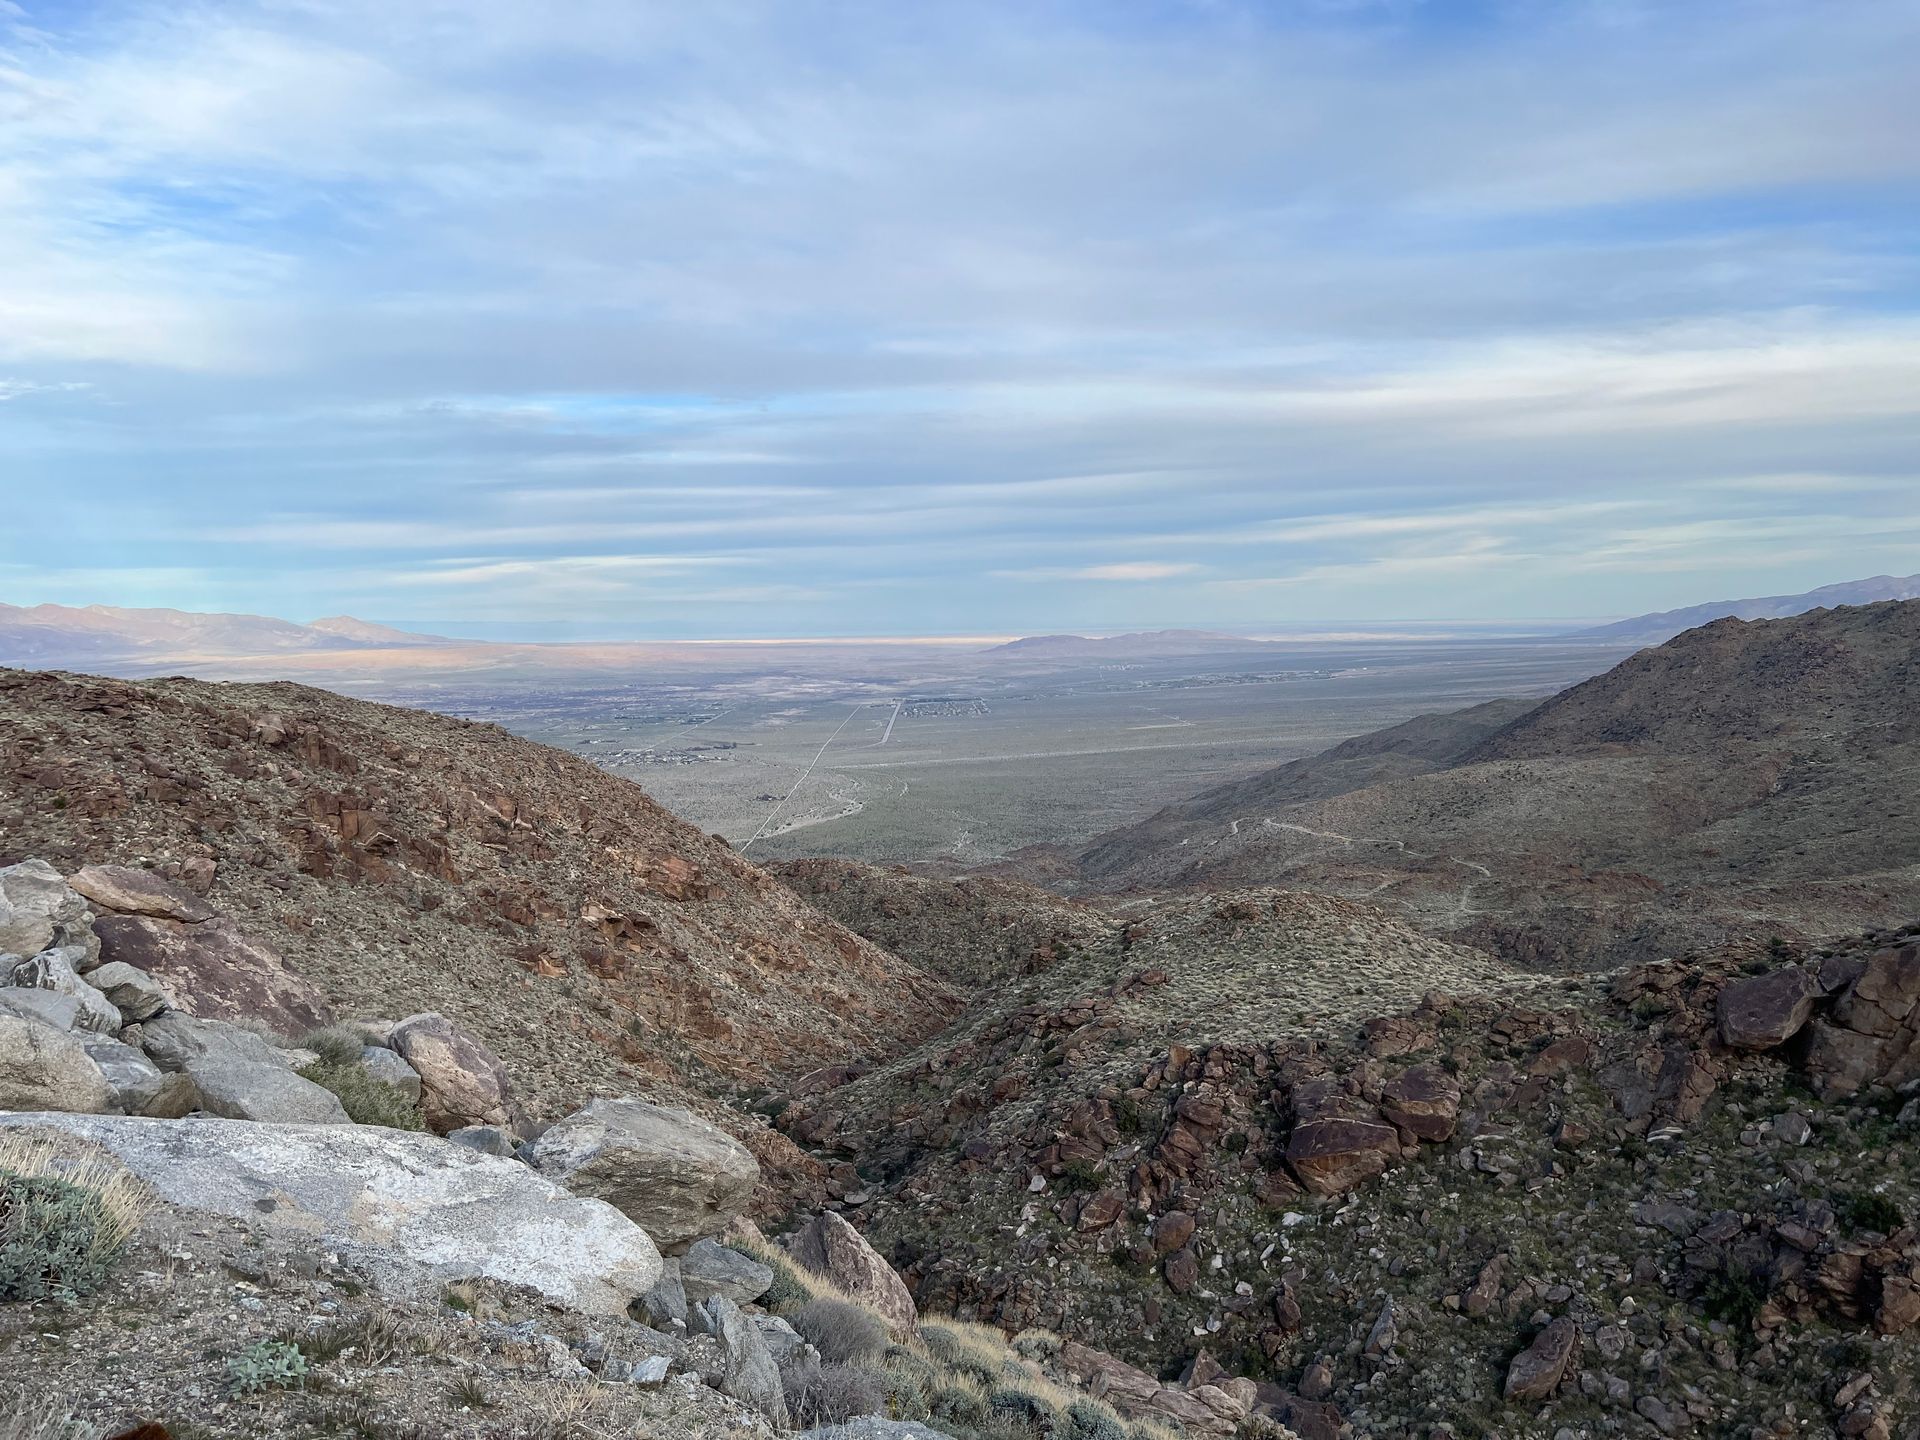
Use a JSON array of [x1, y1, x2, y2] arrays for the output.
[[2, 0, 1918, 640]]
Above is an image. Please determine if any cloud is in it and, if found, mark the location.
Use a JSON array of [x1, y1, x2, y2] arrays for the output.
[[0, 1, 1916, 633]]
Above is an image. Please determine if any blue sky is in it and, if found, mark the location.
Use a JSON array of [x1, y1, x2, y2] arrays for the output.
[[2, 0, 1917, 639]]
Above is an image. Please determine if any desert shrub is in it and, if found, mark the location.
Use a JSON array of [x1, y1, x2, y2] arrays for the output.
[[289, 1307, 414, 1367], [0, 1393, 99, 1440], [792, 1297, 888, 1366], [789, 1363, 889, 1426], [928, 1379, 993, 1431], [1058, 1159, 1101, 1193], [919, 1318, 1010, 1386], [298, 1060, 425, 1131], [227, 1339, 309, 1396], [1700, 1266, 1768, 1333], [882, 1344, 940, 1419], [302, 1024, 377, 1067], [0, 1138, 148, 1302], [1061, 1398, 1129, 1440], [746, 1240, 832, 1316], [988, 1385, 1059, 1433], [1842, 1190, 1905, 1235], [1009, 1328, 1061, 1363]]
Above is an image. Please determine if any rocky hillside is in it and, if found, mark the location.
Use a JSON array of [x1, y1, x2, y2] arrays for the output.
[[1074, 601, 1920, 967], [0, 666, 958, 1204]]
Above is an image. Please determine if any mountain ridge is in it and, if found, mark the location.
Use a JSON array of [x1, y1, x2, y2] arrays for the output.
[[1572, 571, 1920, 645]]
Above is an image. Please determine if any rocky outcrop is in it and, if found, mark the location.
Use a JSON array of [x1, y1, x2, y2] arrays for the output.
[[67, 864, 214, 924], [0, 859, 95, 961], [388, 1011, 514, 1134], [1806, 945, 1920, 1098], [785, 1211, 918, 1335], [8, 946, 121, 1032], [85, 960, 172, 1023], [531, 1098, 758, 1253], [697, 1294, 788, 1425], [1286, 1081, 1403, 1196], [0, 1113, 662, 1316], [92, 912, 329, 1037], [184, 1058, 351, 1123], [134, 1010, 289, 1072], [0, 1011, 111, 1113], [79, 1034, 198, 1117]]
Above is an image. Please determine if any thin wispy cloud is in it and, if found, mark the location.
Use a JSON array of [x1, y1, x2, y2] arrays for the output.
[[1, 0, 1916, 636]]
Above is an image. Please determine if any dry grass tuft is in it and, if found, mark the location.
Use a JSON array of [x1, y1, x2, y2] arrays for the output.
[[0, 1132, 151, 1256], [0, 1393, 99, 1440]]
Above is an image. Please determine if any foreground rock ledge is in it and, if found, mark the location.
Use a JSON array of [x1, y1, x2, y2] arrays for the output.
[[0, 1113, 662, 1316]]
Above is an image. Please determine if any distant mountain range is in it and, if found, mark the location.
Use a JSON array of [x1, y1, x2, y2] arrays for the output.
[[0, 602, 451, 667], [1573, 572, 1920, 645], [982, 628, 1260, 658]]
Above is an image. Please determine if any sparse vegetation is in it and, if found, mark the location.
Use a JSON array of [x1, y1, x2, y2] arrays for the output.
[[791, 1296, 888, 1366], [0, 1137, 148, 1303], [225, 1339, 309, 1396]]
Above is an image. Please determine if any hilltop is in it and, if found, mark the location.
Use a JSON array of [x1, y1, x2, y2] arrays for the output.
[[0, 665, 957, 1207], [1075, 600, 1920, 966], [0, 603, 451, 668]]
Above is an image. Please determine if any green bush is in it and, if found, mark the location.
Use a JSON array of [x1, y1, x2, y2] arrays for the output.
[[0, 1169, 134, 1302], [1700, 1266, 1768, 1333], [1842, 1190, 1905, 1235], [298, 1061, 425, 1131], [227, 1339, 309, 1396], [1062, 1399, 1129, 1440], [754, 1246, 817, 1316], [988, 1385, 1059, 1433]]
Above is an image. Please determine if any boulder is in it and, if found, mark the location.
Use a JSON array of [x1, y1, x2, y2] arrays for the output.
[[9, 948, 122, 1033], [1504, 1316, 1578, 1401], [358, 1045, 422, 1102], [530, 1098, 757, 1253], [1378, 1064, 1462, 1142], [682, 1238, 774, 1305], [84, 961, 173, 1024], [0, 1114, 662, 1316], [67, 865, 214, 924], [185, 1059, 352, 1124], [92, 913, 330, 1036], [1286, 1116, 1401, 1196], [784, 1211, 917, 1335], [0, 1013, 112, 1113], [79, 1034, 199, 1118], [0, 988, 81, 1032], [136, 1011, 290, 1072], [0, 860, 93, 963], [1149, 1209, 1196, 1255], [389, 1012, 513, 1134], [702, 1294, 788, 1425], [1717, 966, 1820, 1050]]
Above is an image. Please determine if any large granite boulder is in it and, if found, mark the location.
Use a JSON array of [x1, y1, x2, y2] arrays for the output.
[[185, 1059, 352, 1124], [784, 1211, 917, 1335], [93, 913, 330, 1037], [0, 1012, 112, 1113], [700, 1294, 788, 1425], [81, 960, 172, 1024], [1717, 965, 1820, 1051], [0, 988, 81, 1032], [0, 860, 94, 962], [0, 1114, 662, 1315], [530, 1098, 758, 1253], [68, 865, 215, 924], [357, 1045, 423, 1102], [388, 1012, 513, 1134]]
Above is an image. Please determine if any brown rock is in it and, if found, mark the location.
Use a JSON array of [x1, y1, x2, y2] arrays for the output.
[[389, 1011, 513, 1134], [1286, 1116, 1401, 1196], [67, 865, 215, 924], [1077, 1188, 1127, 1231], [1876, 1273, 1920, 1335], [1297, 1359, 1334, 1401], [1716, 966, 1820, 1050], [1165, 1246, 1200, 1294], [93, 914, 330, 1037], [1378, 1063, 1462, 1142], [1527, 1036, 1592, 1078], [1503, 1316, 1577, 1401], [785, 1210, 917, 1335], [1809, 945, 1920, 1097], [1464, 1254, 1505, 1317], [1149, 1209, 1196, 1254]]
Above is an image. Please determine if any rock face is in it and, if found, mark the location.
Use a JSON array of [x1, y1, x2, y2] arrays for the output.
[[1504, 1316, 1578, 1401], [1717, 965, 1820, 1050], [0, 1012, 112, 1113], [1377, 1064, 1462, 1141], [358, 1045, 422, 1101], [1286, 1083, 1403, 1196], [184, 1059, 352, 1124], [67, 864, 215, 924], [84, 960, 172, 1023], [79, 1034, 197, 1117], [785, 1211, 918, 1335], [388, 1012, 514, 1134], [0, 1114, 662, 1316], [701, 1294, 788, 1425], [0, 859, 94, 961], [530, 1098, 758, 1254], [1806, 945, 1920, 1097], [135, 1011, 289, 1072], [92, 913, 330, 1037]]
